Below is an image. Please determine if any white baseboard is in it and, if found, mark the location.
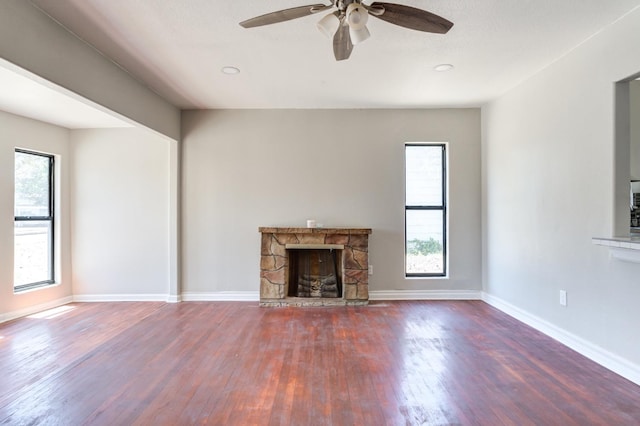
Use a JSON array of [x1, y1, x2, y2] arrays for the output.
[[181, 290, 481, 302], [38, 290, 480, 304], [72, 294, 168, 302], [166, 294, 182, 303], [0, 296, 74, 324], [181, 291, 260, 302], [370, 290, 482, 300], [482, 292, 640, 386], [73, 292, 259, 302]]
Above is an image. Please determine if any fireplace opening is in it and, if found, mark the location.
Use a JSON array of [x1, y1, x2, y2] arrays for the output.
[[287, 249, 343, 298]]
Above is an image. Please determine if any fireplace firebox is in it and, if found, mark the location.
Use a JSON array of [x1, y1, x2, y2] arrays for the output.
[[288, 248, 343, 298], [259, 227, 371, 306]]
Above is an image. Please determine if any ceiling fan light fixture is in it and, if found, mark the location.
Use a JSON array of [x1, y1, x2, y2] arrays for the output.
[[346, 3, 370, 45], [239, 1, 454, 62], [346, 3, 368, 30], [349, 25, 370, 45], [317, 12, 340, 38]]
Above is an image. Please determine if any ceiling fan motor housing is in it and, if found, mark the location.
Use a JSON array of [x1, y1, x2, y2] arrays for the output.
[[337, 0, 360, 13]]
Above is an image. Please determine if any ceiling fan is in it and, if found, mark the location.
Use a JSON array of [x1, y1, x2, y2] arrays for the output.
[[239, 1, 453, 61]]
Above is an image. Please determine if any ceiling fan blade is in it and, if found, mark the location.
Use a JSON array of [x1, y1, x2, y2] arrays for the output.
[[240, 4, 333, 28], [333, 17, 353, 61], [369, 2, 453, 34]]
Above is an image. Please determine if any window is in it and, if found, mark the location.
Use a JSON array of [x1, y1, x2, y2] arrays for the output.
[[405, 144, 447, 277], [14, 149, 55, 291]]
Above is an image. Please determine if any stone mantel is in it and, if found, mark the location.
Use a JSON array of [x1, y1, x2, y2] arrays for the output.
[[259, 227, 372, 307], [258, 227, 372, 235]]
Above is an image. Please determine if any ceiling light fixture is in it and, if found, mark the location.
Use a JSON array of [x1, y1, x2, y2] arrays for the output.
[[221, 66, 240, 75], [317, 12, 340, 38], [434, 64, 454, 72], [240, 1, 453, 62], [346, 3, 370, 45]]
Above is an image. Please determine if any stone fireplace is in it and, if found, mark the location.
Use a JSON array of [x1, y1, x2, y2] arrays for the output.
[[259, 227, 372, 306]]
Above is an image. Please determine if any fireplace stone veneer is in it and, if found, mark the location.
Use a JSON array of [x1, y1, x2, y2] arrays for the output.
[[259, 227, 372, 307]]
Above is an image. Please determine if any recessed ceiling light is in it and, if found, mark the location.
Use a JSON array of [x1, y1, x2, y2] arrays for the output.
[[221, 66, 240, 75], [434, 64, 454, 72]]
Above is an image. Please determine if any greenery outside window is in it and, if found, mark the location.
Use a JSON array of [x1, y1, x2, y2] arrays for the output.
[[405, 143, 447, 277], [14, 149, 55, 291]]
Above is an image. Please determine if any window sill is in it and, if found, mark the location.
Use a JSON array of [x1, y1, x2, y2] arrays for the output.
[[14, 281, 59, 294], [592, 237, 640, 263], [405, 275, 450, 280]]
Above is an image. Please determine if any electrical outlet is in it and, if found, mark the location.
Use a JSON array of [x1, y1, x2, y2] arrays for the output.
[[368, 265, 373, 275], [559, 290, 567, 307]]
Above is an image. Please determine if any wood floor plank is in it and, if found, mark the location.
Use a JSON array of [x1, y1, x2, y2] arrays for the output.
[[0, 302, 164, 409], [1, 300, 639, 425]]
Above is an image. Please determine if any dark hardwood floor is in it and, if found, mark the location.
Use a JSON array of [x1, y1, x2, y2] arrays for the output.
[[1, 301, 639, 425]]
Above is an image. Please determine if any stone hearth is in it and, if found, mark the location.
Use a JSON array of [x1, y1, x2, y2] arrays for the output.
[[259, 227, 372, 307]]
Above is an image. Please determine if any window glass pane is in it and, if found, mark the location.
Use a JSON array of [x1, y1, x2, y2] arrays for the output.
[[15, 151, 50, 217], [14, 220, 53, 286], [406, 145, 442, 206], [406, 210, 444, 275]]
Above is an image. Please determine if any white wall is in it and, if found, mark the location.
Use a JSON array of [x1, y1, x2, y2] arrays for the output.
[[0, 111, 72, 317], [0, 0, 182, 303], [70, 128, 170, 298], [182, 109, 481, 295], [482, 7, 640, 368]]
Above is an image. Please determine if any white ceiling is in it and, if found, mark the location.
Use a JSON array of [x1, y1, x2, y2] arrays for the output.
[[12, 0, 640, 112]]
